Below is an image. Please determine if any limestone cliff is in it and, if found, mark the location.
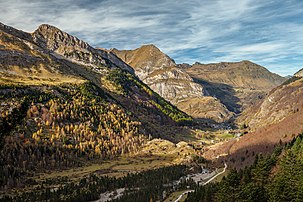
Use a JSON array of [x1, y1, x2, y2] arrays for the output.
[[32, 24, 134, 74], [112, 45, 234, 122]]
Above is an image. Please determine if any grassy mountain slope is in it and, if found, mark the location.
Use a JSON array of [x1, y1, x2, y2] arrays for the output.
[[0, 22, 193, 193], [204, 77, 303, 169]]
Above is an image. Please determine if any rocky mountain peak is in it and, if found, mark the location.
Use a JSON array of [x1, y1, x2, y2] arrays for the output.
[[141, 44, 157, 48], [33, 24, 108, 71], [33, 24, 90, 51], [139, 44, 161, 51], [36, 24, 61, 34], [31, 24, 133, 73], [135, 44, 176, 65], [112, 44, 176, 80], [112, 45, 234, 122]]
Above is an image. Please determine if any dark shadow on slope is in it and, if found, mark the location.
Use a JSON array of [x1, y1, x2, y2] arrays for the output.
[[213, 141, 283, 170], [191, 117, 237, 130], [209, 117, 303, 170], [192, 78, 242, 114]]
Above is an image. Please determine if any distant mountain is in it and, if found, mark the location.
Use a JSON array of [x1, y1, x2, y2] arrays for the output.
[[113, 46, 285, 122], [187, 60, 284, 90], [111, 45, 204, 104], [112, 45, 233, 123], [185, 61, 286, 113]]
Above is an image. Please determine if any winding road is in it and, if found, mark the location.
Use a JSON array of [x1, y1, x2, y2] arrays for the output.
[[174, 190, 194, 202], [203, 162, 227, 185], [173, 163, 227, 202]]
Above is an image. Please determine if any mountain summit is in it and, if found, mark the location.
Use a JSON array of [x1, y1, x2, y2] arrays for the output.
[[33, 24, 134, 74], [112, 45, 285, 122], [112, 45, 234, 122], [112, 44, 175, 80]]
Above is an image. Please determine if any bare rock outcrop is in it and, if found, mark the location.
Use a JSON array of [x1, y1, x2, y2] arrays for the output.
[[32, 24, 134, 74], [112, 45, 233, 122]]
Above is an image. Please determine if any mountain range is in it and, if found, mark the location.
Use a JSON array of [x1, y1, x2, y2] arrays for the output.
[[0, 22, 193, 137], [112, 45, 286, 123]]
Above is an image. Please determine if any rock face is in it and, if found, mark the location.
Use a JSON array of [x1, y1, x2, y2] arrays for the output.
[[112, 45, 206, 104], [112, 45, 233, 122], [144, 67, 204, 103], [240, 76, 303, 129], [113, 46, 285, 123], [32, 24, 134, 74], [112, 45, 175, 80]]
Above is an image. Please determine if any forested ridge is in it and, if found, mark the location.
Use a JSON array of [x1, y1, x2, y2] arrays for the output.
[[186, 134, 303, 202]]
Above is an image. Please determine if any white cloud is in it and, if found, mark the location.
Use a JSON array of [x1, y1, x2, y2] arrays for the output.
[[0, 0, 303, 76]]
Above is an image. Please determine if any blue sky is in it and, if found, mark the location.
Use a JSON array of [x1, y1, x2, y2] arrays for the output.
[[1, 0, 303, 76]]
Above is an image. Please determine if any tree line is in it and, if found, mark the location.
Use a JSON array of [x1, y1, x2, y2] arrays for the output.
[[186, 133, 303, 202]]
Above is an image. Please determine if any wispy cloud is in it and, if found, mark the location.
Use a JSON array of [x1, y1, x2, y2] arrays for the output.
[[0, 0, 303, 76]]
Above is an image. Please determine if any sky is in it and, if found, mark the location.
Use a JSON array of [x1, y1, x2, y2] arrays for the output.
[[1, 0, 303, 76]]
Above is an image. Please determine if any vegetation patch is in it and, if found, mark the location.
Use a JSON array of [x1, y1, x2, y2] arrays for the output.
[[186, 134, 303, 202]]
